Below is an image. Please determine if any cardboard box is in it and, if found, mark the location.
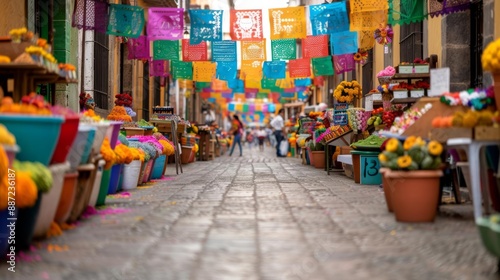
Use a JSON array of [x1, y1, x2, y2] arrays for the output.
[[398, 65, 413, 74], [393, 90, 408, 99], [372, 93, 382, 101], [475, 126, 500, 140], [410, 89, 425, 98]]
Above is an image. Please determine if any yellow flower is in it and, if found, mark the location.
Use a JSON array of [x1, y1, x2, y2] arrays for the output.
[[397, 155, 412, 169], [403, 136, 416, 150], [428, 141, 443, 156], [385, 138, 400, 153], [414, 137, 426, 147], [378, 153, 388, 162]]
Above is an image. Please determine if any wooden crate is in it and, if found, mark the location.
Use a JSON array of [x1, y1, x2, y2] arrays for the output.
[[475, 126, 500, 140], [154, 122, 185, 134], [430, 128, 473, 143]]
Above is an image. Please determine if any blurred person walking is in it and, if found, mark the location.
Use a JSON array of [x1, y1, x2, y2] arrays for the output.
[[270, 109, 286, 157], [257, 127, 267, 152], [229, 115, 244, 157]]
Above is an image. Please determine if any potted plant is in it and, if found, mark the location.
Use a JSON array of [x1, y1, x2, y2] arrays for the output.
[[310, 142, 325, 169], [413, 58, 429, 73], [379, 136, 444, 222]]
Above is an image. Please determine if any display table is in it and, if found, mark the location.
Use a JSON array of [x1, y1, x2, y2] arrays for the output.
[[150, 119, 183, 174], [325, 130, 354, 175]]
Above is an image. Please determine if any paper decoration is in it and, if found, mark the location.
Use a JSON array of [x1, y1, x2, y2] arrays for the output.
[[276, 72, 294, 89], [147, 8, 184, 40], [271, 39, 297, 61], [241, 39, 266, 61], [196, 82, 211, 89], [212, 41, 237, 62], [350, 10, 388, 31], [429, 0, 469, 18], [178, 79, 193, 89], [374, 25, 394, 45], [216, 61, 237, 81], [241, 60, 263, 80], [263, 61, 286, 79], [127, 36, 150, 60], [193, 62, 216, 82], [153, 40, 179, 60], [288, 58, 311, 78], [182, 39, 207, 61], [228, 79, 244, 91], [302, 35, 329, 59], [295, 78, 311, 87], [230, 9, 263, 40], [330, 31, 358, 55], [107, 4, 144, 38], [269, 7, 307, 40], [189, 10, 224, 45], [313, 76, 325, 86], [309, 2, 349, 35], [150, 60, 169, 77], [261, 78, 279, 90], [171, 60, 193, 80], [333, 54, 355, 74], [312, 56, 334, 76], [358, 30, 376, 51], [350, 0, 389, 13], [245, 79, 261, 89], [268, 103, 276, 113], [245, 92, 257, 99], [388, 0, 426, 25], [211, 79, 229, 91], [72, 0, 108, 33]]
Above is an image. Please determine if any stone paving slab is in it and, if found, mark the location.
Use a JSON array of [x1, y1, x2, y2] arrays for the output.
[[0, 147, 498, 279]]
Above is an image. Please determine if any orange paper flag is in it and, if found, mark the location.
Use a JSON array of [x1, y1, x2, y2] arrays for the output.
[[241, 60, 263, 80], [269, 7, 306, 40], [241, 39, 266, 61], [193, 61, 216, 82]]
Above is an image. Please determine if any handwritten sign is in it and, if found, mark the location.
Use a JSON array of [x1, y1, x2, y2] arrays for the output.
[[360, 155, 382, 185], [364, 94, 373, 112], [429, 67, 450, 97]]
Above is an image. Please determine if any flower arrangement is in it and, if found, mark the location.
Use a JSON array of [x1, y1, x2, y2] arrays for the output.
[[353, 49, 369, 65], [130, 147, 145, 162], [0, 124, 15, 145], [114, 93, 133, 107], [334, 80, 362, 103], [347, 108, 371, 132], [159, 139, 175, 155], [377, 66, 396, 78], [107, 106, 132, 122], [379, 137, 443, 170], [374, 25, 393, 45], [25, 46, 56, 63], [81, 109, 102, 122], [114, 143, 134, 164], [413, 58, 428, 64], [0, 95, 51, 115], [100, 138, 116, 169], [192, 144, 199, 154], [79, 93, 96, 112], [482, 39, 500, 73], [388, 104, 431, 135], [432, 109, 495, 128], [439, 88, 495, 111], [9, 27, 33, 43], [13, 161, 53, 193]]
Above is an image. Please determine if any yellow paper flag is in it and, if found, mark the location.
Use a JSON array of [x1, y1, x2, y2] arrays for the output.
[[269, 7, 306, 40], [193, 61, 216, 82]]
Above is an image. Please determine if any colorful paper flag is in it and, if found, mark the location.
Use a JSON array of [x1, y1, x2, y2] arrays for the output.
[[189, 10, 224, 44], [263, 61, 286, 79], [350, 10, 388, 31], [294, 78, 311, 87], [309, 2, 349, 35], [312, 56, 334, 76], [271, 39, 297, 61], [241, 60, 263, 80], [269, 7, 307, 40], [182, 39, 208, 61], [388, 0, 426, 25], [212, 40, 237, 62], [216, 61, 237, 81], [230, 9, 263, 40], [147, 8, 184, 40], [127, 36, 149, 60], [330, 31, 358, 55], [171, 60, 193, 80], [302, 35, 329, 59], [107, 4, 145, 38], [193, 62, 216, 82], [333, 54, 356, 74], [153, 40, 179, 60], [241, 39, 266, 61], [288, 58, 311, 78], [150, 60, 169, 77]]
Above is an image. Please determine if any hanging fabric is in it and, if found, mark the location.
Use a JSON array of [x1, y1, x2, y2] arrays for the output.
[[216, 61, 238, 81], [182, 39, 208, 61], [193, 61, 216, 82], [302, 35, 329, 59], [269, 7, 307, 40], [212, 41, 237, 62], [333, 54, 356, 74], [171, 60, 193, 80], [309, 2, 349, 35], [429, 0, 470, 18], [127, 36, 150, 60], [288, 58, 311, 78], [312, 56, 334, 76], [147, 8, 184, 41], [106, 4, 145, 38], [330, 31, 359, 56], [271, 39, 297, 61], [150, 60, 169, 77], [230, 9, 263, 40], [72, 0, 109, 33], [263, 61, 286, 79], [153, 40, 180, 60], [388, 0, 426, 25], [241, 39, 267, 61], [189, 10, 224, 44]]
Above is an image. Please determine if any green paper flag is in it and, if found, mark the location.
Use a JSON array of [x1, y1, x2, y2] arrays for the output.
[[153, 40, 180, 60], [257, 92, 269, 99], [261, 78, 278, 90], [271, 39, 297, 61], [312, 56, 334, 76], [172, 60, 193, 80], [388, 0, 427, 26], [242, 104, 249, 113]]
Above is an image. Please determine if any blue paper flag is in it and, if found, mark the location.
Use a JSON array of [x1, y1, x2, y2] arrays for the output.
[[309, 2, 349, 36], [268, 103, 276, 113], [294, 78, 311, 87], [228, 79, 244, 92], [263, 61, 286, 79], [207, 98, 216, 103], [330, 31, 358, 55], [189, 10, 224, 45], [216, 61, 238, 81], [212, 40, 237, 62], [228, 103, 236, 112]]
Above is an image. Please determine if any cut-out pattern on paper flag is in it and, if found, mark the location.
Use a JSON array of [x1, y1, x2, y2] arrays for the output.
[[216, 61, 237, 81], [295, 78, 311, 87], [189, 10, 223, 45], [127, 36, 150, 60], [263, 61, 286, 79], [107, 4, 145, 38], [302, 35, 329, 59], [150, 60, 169, 77], [241, 60, 263, 80], [350, 0, 389, 13], [193, 61, 216, 82], [309, 2, 349, 35], [153, 40, 179, 60], [358, 30, 375, 51], [148, 8, 184, 41], [389, 0, 426, 25], [288, 58, 311, 78], [241, 40, 266, 61], [171, 60, 192, 80], [230, 9, 263, 40], [72, 0, 108, 33], [271, 39, 296, 61], [350, 10, 388, 31], [330, 31, 358, 55], [212, 41, 237, 62], [261, 78, 279, 90], [182, 39, 207, 61], [312, 56, 334, 76], [333, 54, 355, 74], [269, 7, 307, 40], [429, 0, 470, 18]]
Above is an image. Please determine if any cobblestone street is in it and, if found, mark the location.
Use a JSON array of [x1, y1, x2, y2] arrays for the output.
[[1, 147, 498, 280]]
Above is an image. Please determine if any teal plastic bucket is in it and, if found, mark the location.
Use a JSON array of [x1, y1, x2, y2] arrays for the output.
[[151, 155, 166, 179], [80, 128, 96, 165], [0, 115, 63, 165], [96, 169, 111, 206]]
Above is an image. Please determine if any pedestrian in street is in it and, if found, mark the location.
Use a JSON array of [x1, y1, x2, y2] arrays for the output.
[[246, 128, 254, 150], [270, 108, 286, 157], [257, 127, 267, 152], [229, 114, 244, 157], [265, 126, 273, 147]]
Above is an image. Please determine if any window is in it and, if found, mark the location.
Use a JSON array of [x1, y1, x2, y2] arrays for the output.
[[94, 31, 109, 109], [362, 49, 374, 95], [399, 23, 423, 63], [470, 0, 483, 88], [142, 62, 150, 120]]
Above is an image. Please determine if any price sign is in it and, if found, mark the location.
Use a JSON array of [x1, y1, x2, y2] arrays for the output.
[[429, 67, 450, 96], [360, 155, 382, 185]]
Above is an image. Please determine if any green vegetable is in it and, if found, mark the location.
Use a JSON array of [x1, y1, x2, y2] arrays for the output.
[[137, 119, 153, 127], [13, 160, 53, 193], [351, 135, 387, 149]]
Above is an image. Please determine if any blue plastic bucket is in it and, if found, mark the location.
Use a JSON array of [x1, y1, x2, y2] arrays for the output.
[[151, 155, 166, 179], [107, 164, 123, 194]]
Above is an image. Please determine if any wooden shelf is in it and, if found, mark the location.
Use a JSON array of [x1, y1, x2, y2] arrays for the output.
[[374, 97, 420, 105], [392, 73, 430, 79]]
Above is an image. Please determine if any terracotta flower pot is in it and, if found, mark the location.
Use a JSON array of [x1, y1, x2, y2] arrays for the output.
[[380, 168, 393, 212], [385, 169, 443, 222], [311, 151, 325, 169]]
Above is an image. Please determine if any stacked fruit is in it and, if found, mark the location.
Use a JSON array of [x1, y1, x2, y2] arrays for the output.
[[367, 108, 384, 127], [382, 110, 400, 127], [0, 94, 51, 115]]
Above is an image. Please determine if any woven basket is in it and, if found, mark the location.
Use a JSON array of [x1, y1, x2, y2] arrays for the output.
[[377, 76, 393, 84]]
